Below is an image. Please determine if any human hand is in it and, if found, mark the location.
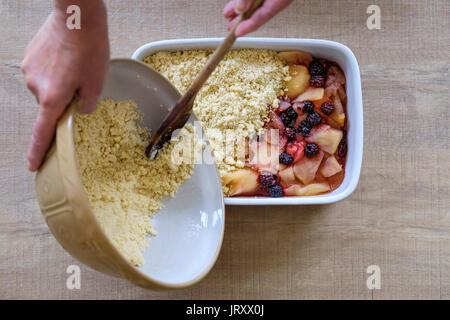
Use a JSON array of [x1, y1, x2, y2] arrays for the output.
[[223, 0, 293, 36], [22, 1, 109, 171]]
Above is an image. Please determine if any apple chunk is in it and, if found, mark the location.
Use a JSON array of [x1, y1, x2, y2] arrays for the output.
[[320, 156, 342, 177], [306, 124, 343, 154], [329, 94, 345, 127], [293, 151, 324, 184], [277, 50, 313, 66], [279, 166, 297, 188], [293, 87, 324, 102], [284, 183, 331, 196], [286, 65, 310, 99], [267, 110, 285, 135], [324, 64, 346, 98], [223, 169, 259, 196]]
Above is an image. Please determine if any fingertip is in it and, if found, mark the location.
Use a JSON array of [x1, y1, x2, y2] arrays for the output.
[[28, 109, 60, 172], [228, 15, 240, 32], [227, 20, 234, 31], [223, 0, 236, 18], [235, 25, 246, 37], [76, 98, 97, 115], [235, 20, 255, 37], [234, 6, 269, 37], [235, 0, 251, 14], [28, 163, 37, 172], [27, 151, 38, 172]]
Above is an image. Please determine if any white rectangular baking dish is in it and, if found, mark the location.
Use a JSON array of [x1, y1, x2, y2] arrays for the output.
[[132, 38, 363, 205]]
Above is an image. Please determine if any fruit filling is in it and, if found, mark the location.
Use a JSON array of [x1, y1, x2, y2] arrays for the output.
[[222, 50, 348, 198]]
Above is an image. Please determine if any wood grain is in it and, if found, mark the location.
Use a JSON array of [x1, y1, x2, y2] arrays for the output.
[[0, 0, 449, 299]]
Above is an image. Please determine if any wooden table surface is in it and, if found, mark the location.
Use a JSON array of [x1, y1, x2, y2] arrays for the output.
[[0, 0, 449, 299]]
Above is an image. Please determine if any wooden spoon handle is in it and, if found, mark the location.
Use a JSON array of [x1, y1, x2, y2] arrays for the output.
[[146, 0, 264, 158]]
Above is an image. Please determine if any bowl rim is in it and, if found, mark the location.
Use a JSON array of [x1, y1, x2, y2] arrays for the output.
[[37, 58, 225, 289], [132, 37, 364, 205]]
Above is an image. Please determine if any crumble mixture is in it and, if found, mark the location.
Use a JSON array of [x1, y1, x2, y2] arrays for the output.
[[74, 99, 201, 266], [144, 49, 289, 189]]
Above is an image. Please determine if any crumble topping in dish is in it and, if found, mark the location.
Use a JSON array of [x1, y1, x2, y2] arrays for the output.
[[145, 49, 289, 186]]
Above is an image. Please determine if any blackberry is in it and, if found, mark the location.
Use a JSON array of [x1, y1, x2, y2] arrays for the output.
[[268, 184, 283, 198], [279, 152, 294, 165], [302, 101, 315, 114], [308, 60, 326, 77], [338, 140, 347, 158], [304, 143, 319, 158], [297, 120, 312, 137], [284, 127, 296, 141], [280, 106, 298, 127], [285, 106, 298, 120], [280, 113, 294, 128], [306, 112, 322, 126], [320, 101, 335, 115], [310, 75, 325, 88], [258, 173, 277, 189]]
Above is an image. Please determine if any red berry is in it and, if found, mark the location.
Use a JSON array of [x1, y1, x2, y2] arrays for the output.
[[286, 141, 305, 163], [285, 143, 297, 156]]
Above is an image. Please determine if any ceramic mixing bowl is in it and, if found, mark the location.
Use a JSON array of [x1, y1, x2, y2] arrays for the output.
[[35, 59, 225, 289]]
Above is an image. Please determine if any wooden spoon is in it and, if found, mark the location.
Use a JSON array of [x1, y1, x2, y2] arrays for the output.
[[146, 0, 264, 159]]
